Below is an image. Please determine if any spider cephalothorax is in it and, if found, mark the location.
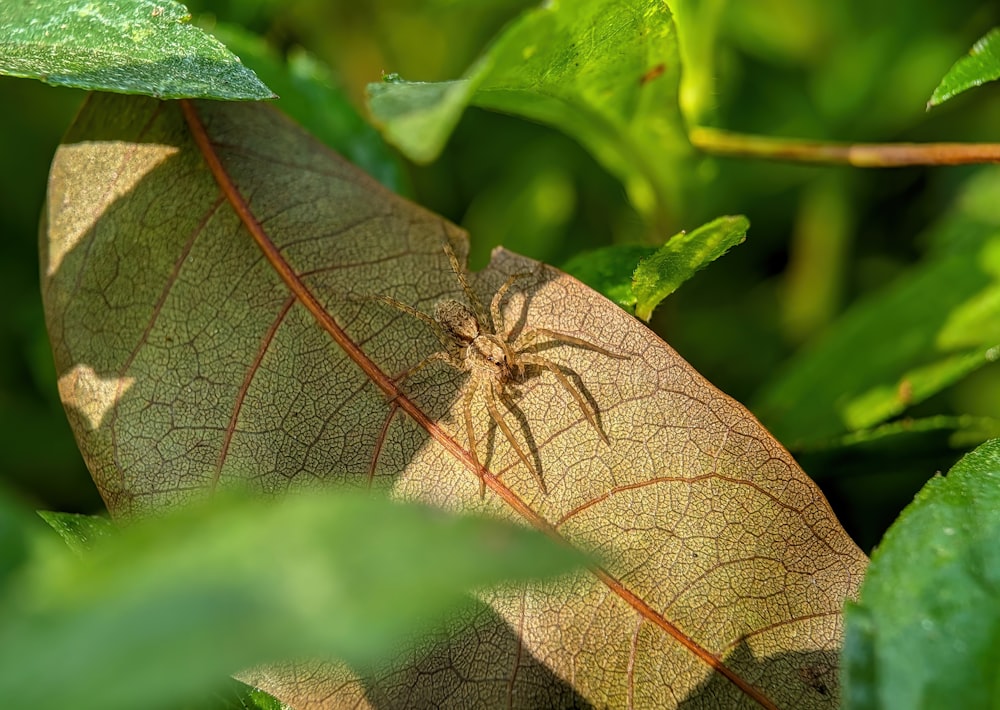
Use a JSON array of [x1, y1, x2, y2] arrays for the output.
[[376, 241, 623, 494]]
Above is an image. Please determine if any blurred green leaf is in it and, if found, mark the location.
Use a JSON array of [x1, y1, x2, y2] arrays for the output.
[[561, 216, 748, 320], [0, 490, 583, 710], [841, 438, 1000, 710], [795, 414, 1000, 452], [669, 0, 727, 126], [928, 27, 1000, 108], [367, 0, 694, 226], [208, 24, 405, 192], [36, 510, 115, 556], [0, 0, 273, 99], [754, 169, 1000, 449], [0, 488, 38, 588]]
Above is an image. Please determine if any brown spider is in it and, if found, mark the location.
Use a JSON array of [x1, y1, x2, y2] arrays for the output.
[[376, 240, 624, 495]]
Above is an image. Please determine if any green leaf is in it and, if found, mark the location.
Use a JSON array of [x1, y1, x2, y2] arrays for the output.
[[0, 0, 273, 100], [928, 27, 1000, 108], [0, 491, 583, 710], [0, 488, 39, 588], [561, 216, 748, 320], [841, 438, 1000, 709], [179, 677, 287, 710], [754, 168, 1000, 449], [208, 25, 405, 192], [36, 510, 115, 556], [367, 0, 694, 224], [561, 244, 656, 310], [632, 216, 749, 321], [795, 415, 1000, 452]]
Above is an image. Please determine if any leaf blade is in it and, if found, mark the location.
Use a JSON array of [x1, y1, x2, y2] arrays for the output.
[[928, 27, 1000, 108], [842, 438, 1000, 709], [367, 0, 694, 224], [0, 0, 273, 99], [3, 492, 582, 710], [43, 93, 866, 707]]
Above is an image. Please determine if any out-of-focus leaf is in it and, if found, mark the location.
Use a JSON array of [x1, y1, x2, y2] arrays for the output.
[[0, 488, 39, 587], [754, 168, 1000, 449], [928, 27, 1000, 108], [561, 216, 748, 320], [0, 491, 582, 710], [841, 438, 1000, 710], [796, 415, 1000, 452], [208, 24, 405, 193], [669, 0, 727, 126], [0, 0, 273, 100], [42, 93, 865, 707], [36, 510, 115, 556], [367, 0, 694, 226], [632, 216, 748, 321]]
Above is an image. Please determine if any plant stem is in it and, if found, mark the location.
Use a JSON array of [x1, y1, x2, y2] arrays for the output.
[[690, 127, 1000, 166]]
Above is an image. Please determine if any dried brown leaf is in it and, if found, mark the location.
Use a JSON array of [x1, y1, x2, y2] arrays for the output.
[[42, 94, 867, 709]]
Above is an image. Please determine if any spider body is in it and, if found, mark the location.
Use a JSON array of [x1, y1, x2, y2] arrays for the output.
[[377, 241, 623, 495]]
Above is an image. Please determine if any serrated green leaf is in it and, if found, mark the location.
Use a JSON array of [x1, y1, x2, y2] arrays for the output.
[[632, 216, 749, 321], [0, 0, 273, 100], [755, 168, 1000, 449], [36, 510, 116, 555], [561, 216, 748, 319], [367, 0, 694, 225], [928, 27, 1000, 108], [841, 438, 1000, 709], [0, 490, 583, 710], [208, 25, 405, 192]]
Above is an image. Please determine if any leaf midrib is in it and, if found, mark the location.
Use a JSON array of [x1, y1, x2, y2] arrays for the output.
[[178, 98, 777, 709]]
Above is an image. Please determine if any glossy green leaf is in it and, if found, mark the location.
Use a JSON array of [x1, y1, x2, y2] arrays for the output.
[[0, 491, 583, 710], [632, 216, 749, 321], [0, 0, 273, 100], [841, 438, 1000, 709], [928, 27, 1000, 108], [208, 24, 405, 192], [755, 168, 1000, 449], [367, 0, 694, 225], [561, 216, 748, 320], [36, 510, 115, 556]]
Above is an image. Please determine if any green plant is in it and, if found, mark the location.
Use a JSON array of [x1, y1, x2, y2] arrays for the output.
[[1, 0, 999, 708]]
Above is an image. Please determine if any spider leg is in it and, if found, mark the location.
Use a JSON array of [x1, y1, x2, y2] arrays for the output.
[[490, 271, 532, 370], [461, 377, 486, 498], [484, 380, 547, 494], [442, 239, 491, 335], [516, 327, 626, 360], [519, 353, 609, 445], [374, 294, 454, 353], [393, 350, 453, 386]]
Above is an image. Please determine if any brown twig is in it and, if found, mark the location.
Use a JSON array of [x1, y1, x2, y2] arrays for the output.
[[690, 126, 1000, 167]]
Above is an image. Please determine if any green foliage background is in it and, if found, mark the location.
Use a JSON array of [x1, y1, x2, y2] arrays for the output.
[[1, 0, 999, 550]]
